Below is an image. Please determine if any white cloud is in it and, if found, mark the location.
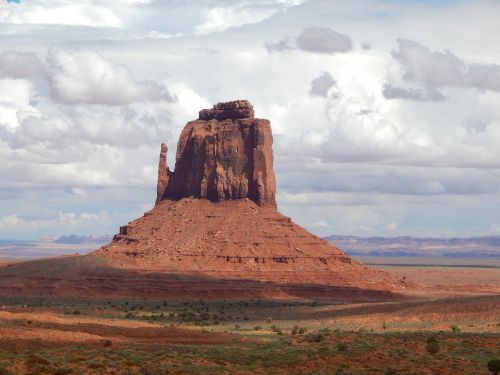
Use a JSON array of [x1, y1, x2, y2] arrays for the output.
[[0, 1, 122, 28], [0, 210, 117, 239], [266, 26, 353, 54], [382, 83, 445, 102], [309, 72, 336, 97], [1, 0, 500, 239], [0, 78, 40, 129], [195, 6, 274, 35], [391, 39, 500, 92], [193, 0, 305, 35], [71, 187, 88, 198], [296, 27, 352, 54], [47, 48, 173, 105], [0, 50, 43, 78]]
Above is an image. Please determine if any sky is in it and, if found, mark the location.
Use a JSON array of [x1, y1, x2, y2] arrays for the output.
[[1, 0, 500, 240]]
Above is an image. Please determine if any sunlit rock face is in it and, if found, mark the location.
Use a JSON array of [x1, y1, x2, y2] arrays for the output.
[[156, 100, 276, 206]]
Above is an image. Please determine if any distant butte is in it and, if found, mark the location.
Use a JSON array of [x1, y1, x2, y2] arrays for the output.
[[91, 100, 401, 290], [0, 100, 404, 300], [156, 100, 276, 206]]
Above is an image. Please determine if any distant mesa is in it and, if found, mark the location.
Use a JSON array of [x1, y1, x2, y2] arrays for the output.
[[55, 234, 112, 245]]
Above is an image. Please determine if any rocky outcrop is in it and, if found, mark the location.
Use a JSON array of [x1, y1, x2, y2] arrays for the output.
[[90, 99, 403, 292], [156, 143, 171, 204], [156, 100, 276, 206], [0, 99, 404, 300], [198, 100, 254, 120]]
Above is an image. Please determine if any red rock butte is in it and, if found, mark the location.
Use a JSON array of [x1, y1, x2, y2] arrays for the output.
[[156, 100, 276, 206], [91, 100, 400, 291]]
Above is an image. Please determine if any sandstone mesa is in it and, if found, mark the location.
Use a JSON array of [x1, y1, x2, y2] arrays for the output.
[[93, 100, 400, 290], [0, 100, 403, 299]]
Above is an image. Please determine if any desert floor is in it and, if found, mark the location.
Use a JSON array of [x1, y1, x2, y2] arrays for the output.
[[0, 258, 498, 374]]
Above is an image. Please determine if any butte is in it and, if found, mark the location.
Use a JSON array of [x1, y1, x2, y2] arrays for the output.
[[0, 100, 404, 300]]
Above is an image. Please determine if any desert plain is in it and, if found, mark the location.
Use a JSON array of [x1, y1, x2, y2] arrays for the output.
[[0, 252, 498, 375]]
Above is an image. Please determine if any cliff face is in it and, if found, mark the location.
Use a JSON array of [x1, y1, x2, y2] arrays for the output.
[[156, 100, 276, 206]]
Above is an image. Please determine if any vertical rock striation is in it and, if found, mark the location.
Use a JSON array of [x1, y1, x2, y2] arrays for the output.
[[156, 100, 276, 206], [156, 143, 171, 204]]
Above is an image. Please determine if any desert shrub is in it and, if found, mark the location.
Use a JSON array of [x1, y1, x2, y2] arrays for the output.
[[0, 366, 13, 375], [298, 327, 307, 334], [196, 320, 210, 326], [292, 325, 299, 335], [427, 336, 438, 343], [385, 370, 397, 375], [450, 325, 461, 333], [140, 367, 162, 375], [306, 333, 324, 343], [54, 368, 72, 375], [337, 343, 348, 352], [104, 339, 112, 347], [25, 355, 50, 367], [87, 361, 105, 369], [426, 341, 440, 354], [244, 316, 249, 321], [270, 325, 283, 335], [488, 359, 500, 375], [254, 326, 262, 331], [199, 312, 210, 321], [72, 310, 81, 315]]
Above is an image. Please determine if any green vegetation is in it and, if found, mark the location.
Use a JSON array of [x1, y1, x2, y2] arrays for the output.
[[488, 359, 500, 375], [0, 296, 497, 374], [426, 341, 440, 354], [451, 324, 461, 333]]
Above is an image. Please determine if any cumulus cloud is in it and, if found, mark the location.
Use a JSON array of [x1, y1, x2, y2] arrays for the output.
[[264, 37, 294, 53], [0, 78, 40, 129], [47, 48, 173, 105], [1, 0, 500, 239], [265, 27, 352, 54], [309, 72, 336, 97], [195, 4, 281, 35], [296, 27, 352, 54], [0, 1, 122, 27], [392, 39, 500, 92], [0, 51, 44, 78], [0, 211, 109, 236], [382, 83, 445, 101]]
